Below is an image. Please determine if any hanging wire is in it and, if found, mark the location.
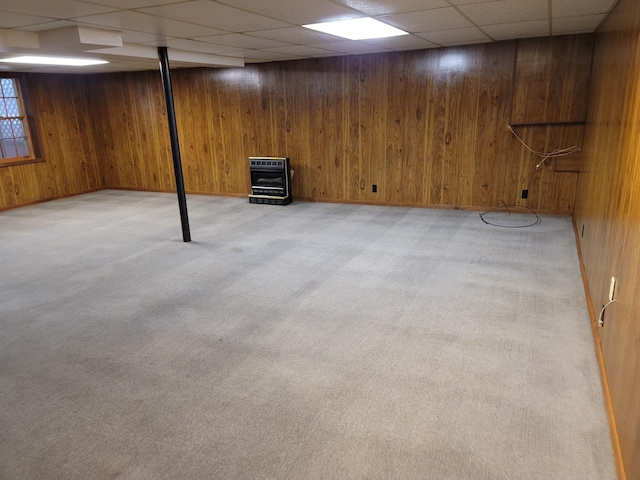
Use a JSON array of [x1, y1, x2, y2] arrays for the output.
[[480, 125, 579, 227], [508, 125, 581, 168], [598, 299, 617, 327], [479, 201, 542, 228]]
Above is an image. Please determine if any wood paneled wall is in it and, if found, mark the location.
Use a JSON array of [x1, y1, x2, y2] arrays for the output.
[[86, 71, 174, 191], [512, 35, 593, 124], [81, 35, 593, 214], [574, 0, 640, 477], [0, 75, 102, 210]]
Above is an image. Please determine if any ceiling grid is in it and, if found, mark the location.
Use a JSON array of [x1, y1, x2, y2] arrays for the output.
[[0, 0, 618, 72]]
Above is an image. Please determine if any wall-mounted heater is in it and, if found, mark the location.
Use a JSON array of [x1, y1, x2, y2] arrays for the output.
[[248, 157, 293, 205]]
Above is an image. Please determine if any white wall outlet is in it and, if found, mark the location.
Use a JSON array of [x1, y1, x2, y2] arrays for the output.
[[609, 276, 616, 302]]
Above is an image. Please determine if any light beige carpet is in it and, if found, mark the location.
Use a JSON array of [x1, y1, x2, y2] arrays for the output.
[[0, 190, 616, 479]]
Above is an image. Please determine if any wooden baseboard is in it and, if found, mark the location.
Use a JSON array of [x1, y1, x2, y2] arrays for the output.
[[572, 217, 627, 480], [0, 186, 577, 217], [0, 187, 248, 213], [0, 187, 104, 213], [104, 186, 249, 198], [304, 197, 572, 215]]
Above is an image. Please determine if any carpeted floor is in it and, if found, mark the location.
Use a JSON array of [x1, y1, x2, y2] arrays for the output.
[[0, 190, 616, 479]]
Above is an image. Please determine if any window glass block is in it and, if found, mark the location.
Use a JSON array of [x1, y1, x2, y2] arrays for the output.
[[1, 78, 17, 97], [11, 119, 25, 136], [1, 139, 18, 159], [0, 78, 32, 161], [5, 98, 20, 117], [0, 120, 12, 139], [16, 137, 29, 156]]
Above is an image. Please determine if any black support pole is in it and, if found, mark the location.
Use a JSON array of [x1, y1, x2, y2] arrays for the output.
[[158, 46, 191, 242]]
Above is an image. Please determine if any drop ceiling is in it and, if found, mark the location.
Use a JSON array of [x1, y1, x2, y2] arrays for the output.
[[0, 0, 618, 73]]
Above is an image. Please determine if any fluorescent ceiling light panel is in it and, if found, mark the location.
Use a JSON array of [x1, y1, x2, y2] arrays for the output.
[[0, 56, 108, 66], [303, 18, 408, 40]]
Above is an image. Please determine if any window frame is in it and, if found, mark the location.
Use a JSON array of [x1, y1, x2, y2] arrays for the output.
[[0, 75, 41, 168]]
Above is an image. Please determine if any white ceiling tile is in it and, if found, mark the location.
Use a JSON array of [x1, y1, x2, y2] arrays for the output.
[[552, 13, 606, 33], [307, 40, 392, 54], [381, 7, 473, 33], [0, 0, 621, 72], [137, 1, 291, 32], [386, 44, 439, 52], [552, 0, 616, 18], [418, 27, 491, 45], [248, 27, 340, 45], [242, 50, 302, 61], [263, 45, 336, 56], [440, 37, 492, 46], [325, 0, 448, 16], [458, 0, 548, 26], [448, 0, 498, 4], [215, 0, 360, 25], [482, 19, 549, 39], [80, 0, 185, 8], [0, 0, 116, 18], [194, 34, 292, 50], [387, 42, 439, 52], [360, 34, 439, 50], [0, 12, 56, 28], [73, 11, 226, 37]]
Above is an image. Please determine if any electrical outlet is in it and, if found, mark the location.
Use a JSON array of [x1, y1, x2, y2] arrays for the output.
[[609, 277, 616, 302], [521, 189, 528, 199], [372, 184, 377, 193]]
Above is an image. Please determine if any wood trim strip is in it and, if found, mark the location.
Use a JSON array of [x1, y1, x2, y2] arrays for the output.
[[0, 185, 575, 217], [105, 192, 577, 216], [572, 217, 627, 480], [0, 157, 44, 168], [510, 121, 586, 127], [0, 187, 103, 212], [108, 186, 249, 199], [307, 197, 572, 215]]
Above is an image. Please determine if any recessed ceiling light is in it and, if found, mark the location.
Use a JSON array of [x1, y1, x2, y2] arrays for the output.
[[0, 56, 109, 66], [303, 18, 409, 41]]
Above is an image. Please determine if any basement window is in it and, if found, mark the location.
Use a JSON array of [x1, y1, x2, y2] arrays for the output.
[[0, 77, 36, 167]]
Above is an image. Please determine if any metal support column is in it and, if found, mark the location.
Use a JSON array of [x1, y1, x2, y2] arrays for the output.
[[158, 46, 191, 242]]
